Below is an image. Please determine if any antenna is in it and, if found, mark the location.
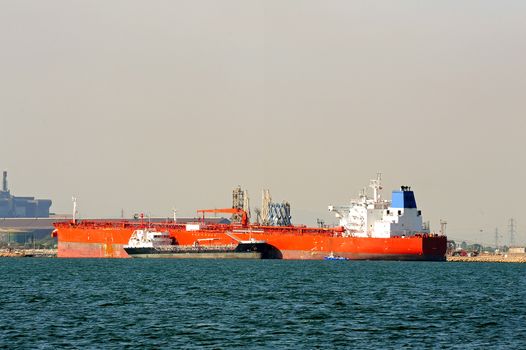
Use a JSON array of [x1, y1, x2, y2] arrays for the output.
[[439, 220, 447, 236], [495, 227, 499, 250], [173, 207, 177, 223], [359, 187, 367, 201], [509, 218, 516, 247]]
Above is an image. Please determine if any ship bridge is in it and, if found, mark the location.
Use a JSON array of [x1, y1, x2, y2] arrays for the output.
[[329, 175, 428, 238]]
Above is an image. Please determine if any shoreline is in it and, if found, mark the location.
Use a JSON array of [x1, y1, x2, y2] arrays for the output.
[[447, 255, 526, 263], [1, 249, 525, 262], [0, 248, 57, 258]]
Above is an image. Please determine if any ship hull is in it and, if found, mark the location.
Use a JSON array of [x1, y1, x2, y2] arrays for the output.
[[124, 249, 262, 259], [58, 241, 130, 258], [124, 242, 272, 259], [53, 222, 446, 261], [280, 250, 445, 261]]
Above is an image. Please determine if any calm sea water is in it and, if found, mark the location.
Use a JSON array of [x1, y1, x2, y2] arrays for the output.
[[1, 259, 524, 349]]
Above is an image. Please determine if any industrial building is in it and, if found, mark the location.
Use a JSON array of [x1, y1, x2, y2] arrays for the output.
[[0, 171, 52, 218]]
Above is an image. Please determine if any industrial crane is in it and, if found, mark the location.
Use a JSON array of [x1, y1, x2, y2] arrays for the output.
[[197, 208, 249, 227]]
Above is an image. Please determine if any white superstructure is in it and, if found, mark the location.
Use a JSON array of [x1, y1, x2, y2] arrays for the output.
[[329, 174, 429, 238], [124, 229, 173, 248]]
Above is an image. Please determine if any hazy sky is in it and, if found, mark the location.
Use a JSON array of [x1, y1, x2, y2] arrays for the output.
[[1, 1, 525, 245]]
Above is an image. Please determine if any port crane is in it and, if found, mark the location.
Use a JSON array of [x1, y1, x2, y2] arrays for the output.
[[197, 208, 249, 227]]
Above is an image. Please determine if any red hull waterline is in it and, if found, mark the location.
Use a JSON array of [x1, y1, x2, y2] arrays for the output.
[[53, 221, 447, 261]]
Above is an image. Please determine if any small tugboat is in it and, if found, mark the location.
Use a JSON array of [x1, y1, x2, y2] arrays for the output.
[[124, 228, 273, 259], [323, 252, 349, 261]]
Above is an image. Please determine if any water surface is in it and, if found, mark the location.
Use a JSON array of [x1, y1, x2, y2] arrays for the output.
[[1, 259, 524, 349]]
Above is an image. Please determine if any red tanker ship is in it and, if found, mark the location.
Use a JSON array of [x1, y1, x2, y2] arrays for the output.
[[53, 176, 447, 260]]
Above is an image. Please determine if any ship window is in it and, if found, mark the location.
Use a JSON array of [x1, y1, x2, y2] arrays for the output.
[[398, 210, 401, 215], [386, 210, 390, 215], [418, 210, 421, 216]]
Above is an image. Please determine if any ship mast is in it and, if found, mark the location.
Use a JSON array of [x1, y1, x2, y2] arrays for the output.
[[369, 172, 383, 203], [72, 197, 78, 224]]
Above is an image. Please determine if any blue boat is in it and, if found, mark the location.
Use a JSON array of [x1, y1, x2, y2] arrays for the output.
[[324, 252, 349, 260]]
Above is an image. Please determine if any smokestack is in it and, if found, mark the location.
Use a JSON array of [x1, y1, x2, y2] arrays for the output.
[[2, 171, 7, 192]]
